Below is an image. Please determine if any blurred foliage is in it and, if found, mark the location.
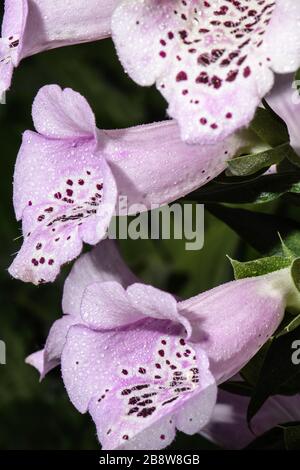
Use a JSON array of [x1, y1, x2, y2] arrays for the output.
[[1, 9, 300, 450]]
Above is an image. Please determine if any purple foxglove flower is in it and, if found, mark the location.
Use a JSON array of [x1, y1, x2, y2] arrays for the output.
[[267, 73, 300, 155], [26, 240, 300, 450], [0, 0, 118, 94], [111, 0, 300, 144], [9, 84, 243, 285], [202, 386, 300, 449]]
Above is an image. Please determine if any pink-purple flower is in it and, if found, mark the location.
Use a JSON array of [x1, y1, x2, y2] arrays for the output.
[[0, 0, 118, 94], [26, 240, 300, 449], [9, 84, 243, 285], [111, 0, 300, 143]]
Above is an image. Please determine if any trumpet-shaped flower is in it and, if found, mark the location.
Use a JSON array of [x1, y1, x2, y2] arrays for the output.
[[9, 84, 243, 285], [0, 0, 118, 94], [112, 0, 300, 144], [26, 240, 300, 449]]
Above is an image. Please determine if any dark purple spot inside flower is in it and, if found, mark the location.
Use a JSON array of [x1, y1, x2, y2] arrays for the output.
[[243, 66, 251, 78], [176, 71, 188, 82], [137, 407, 156, 418]]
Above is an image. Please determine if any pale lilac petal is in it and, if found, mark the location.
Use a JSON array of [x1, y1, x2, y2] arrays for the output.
[[10, 86, 118, 284], [105, 121, 242, 210], [179, 270, 292, 383], [81, 281, 192, 334], [127, 283, 192, 338], [32, 85, 98, 140], [11, 82, 245, 284], [81, 281, 142, 330], [21, 0, 118, 58], [0, 0, 28, 93], [267, 74, 300, 155], [112, 0, 298, 143], [1, 0, 118, 93], [62, 240, 138, 316], [62, 322, 216, 450], [26, 314, 79, 378], [25, 350, 44, 375], [9, 131, 116, 284], [0, 46, 14, 97], [0, 58, 13, 97], [264, 0, 300, 74], [13, 84, 101, 219], [202, 389, 300, 449], [2, 0, 28, 63]]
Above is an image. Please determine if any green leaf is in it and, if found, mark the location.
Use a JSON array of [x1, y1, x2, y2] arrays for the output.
[[228, 143, 290, 177], [276, 312, 300, 337], [188, 170, 300, 205], [219, 381, 253, 397], [230, 255, 291, 280], [246, 423, 300, 450], [250, 106, 290, 147], [291, 258, 300, 292], [283, 423, 300, 450]]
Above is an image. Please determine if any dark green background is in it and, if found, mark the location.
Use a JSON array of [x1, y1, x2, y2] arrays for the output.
[[0, 9, 294, 449]]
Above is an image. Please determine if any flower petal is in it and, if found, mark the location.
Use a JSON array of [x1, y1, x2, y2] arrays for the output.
[[127, 283, 192, 338], [263, 0, 300, 74], [62, 240, 138, 316], [62, 322, 216, 450], [112, 0, 298, 143], [32, 84, 98, 140], [2, 0, 28, 63], [0, 58, 13, 97], [179, 271, 290, 383], [1, 0, 118, 93], [10, 131, 116, 284], [26, 314, 79, 379], [0, 0, 28, 93], [105, 121, 243, 210], [20, 0, 118, 58], [81, 281, 192, 334], [25, 350, 44, 375], [267, 73, 300, 155], [81, 281, 142, 330], [11, 81, 246, 284]]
